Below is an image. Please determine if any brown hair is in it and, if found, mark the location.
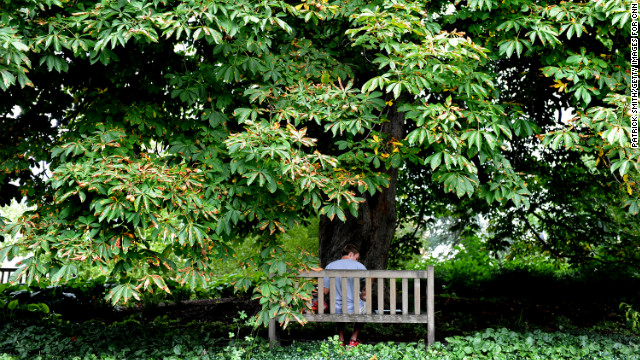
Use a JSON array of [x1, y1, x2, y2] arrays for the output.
[[342, 244, 360, 256]]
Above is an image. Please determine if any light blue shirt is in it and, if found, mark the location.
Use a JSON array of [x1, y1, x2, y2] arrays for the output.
[[323, 259, 366, 314]]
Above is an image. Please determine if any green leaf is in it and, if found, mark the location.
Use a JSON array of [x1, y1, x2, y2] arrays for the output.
[[429, 152, 443, 170], [483, 132, 496, 149], [0, 70, 16, 89], [51, 264, 77, 282], [387, 82, 402, 99], [618, 160, 630, 177], [321, 71, 331, 84], [470, 131, 482, 153], [499, 40, 516, 58]]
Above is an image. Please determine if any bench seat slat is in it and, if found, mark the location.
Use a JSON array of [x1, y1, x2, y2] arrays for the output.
[[303, 313, 430, 323]]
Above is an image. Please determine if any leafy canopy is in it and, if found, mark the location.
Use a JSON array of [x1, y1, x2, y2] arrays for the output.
[[394, 0, 637, 274], [0, 0, 635, 324]]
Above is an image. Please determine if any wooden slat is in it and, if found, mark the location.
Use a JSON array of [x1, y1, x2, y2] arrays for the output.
[[365, 277, 372, 314], [389, 278, 396, 314], [317, 277, 325, 315], [299, 270, 429, 279], [341, 277, 348, 314], [303, 313, 430, 323], [377, 278, 384, 315], [329, 277, 336, 314], [354, 277, 360, 314], [414, 278, 421, 315], [402, 278, 408, 315]]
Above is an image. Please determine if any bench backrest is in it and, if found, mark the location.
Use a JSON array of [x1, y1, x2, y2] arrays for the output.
[[269, 266, 434, 346], [0, 268, 20, 284], [268, 267, 435, 346], [299, 268, 433, 321]]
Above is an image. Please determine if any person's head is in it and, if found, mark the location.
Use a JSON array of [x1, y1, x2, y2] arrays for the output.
[[341, 244, 360, 260]]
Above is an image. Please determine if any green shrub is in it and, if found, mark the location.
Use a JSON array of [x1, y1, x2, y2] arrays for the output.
[[406, 234, 640, 306], [0, 283, 50, 321], [621, 302, 640, 333]]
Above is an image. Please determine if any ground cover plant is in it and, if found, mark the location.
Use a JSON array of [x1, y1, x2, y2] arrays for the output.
[[0, 318, 638, 360]]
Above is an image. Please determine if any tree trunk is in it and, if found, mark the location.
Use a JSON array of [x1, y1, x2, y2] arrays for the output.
[[318, 106, 404, 270]]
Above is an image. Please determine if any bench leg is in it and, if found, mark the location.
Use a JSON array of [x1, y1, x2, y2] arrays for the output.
[[427, 265, 435, 346], [268, 318, 280, 348]]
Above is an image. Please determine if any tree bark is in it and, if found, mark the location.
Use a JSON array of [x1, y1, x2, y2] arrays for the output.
[[319, 106, 404, 270]]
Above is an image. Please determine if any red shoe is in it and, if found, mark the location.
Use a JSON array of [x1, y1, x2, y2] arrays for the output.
[[347, 339, 361, 347]]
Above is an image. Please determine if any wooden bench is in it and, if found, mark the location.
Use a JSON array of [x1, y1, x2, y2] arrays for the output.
[[269, 266, 434, 346]]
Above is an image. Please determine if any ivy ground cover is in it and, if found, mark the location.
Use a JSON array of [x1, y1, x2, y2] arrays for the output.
[[0, 319, 637, 360]]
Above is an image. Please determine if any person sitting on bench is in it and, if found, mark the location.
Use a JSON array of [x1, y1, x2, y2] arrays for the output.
[[323, 244, 366, 347]]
